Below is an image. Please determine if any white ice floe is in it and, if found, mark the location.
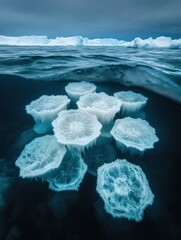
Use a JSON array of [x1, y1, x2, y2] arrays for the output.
[[77, 92, 122, 124], [15, 135, 67, 178], [114, 91, 148, 115], [96, 159, 154, 221], [26, 95, 70, 134], [52, 109, 102, 152], [65, 81, 96, 101], [111, 117, 159, 154]]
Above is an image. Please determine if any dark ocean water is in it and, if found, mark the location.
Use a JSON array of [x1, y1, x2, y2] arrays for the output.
[[0, 46, 181, 240]]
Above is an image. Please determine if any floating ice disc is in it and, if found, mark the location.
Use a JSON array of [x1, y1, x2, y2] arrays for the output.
[[26, 95, 70, 134], [44, 151, 87, 191], [96, 159, 154, 221], [15, 135, 67, 178], [77, 92, 122, 124], [65, 81, 96, 101], [111, 117, 159, 154], [52, 109, 102, 151], [114, 91, 148, 115]]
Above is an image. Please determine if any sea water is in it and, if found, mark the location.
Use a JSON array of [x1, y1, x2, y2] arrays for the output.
[[0, 45, 181, 240]]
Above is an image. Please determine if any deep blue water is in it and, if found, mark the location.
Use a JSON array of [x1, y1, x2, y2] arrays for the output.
[[0, 46, 181, 240]]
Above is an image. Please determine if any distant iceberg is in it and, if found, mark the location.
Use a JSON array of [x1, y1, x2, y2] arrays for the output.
[[0, 35, 181, 48]]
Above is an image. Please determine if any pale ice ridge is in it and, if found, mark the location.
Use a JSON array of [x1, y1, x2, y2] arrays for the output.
[[0, 35, 181, 48]]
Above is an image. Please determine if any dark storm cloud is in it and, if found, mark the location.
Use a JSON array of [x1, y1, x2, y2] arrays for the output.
[[0, 0, 180, 39]]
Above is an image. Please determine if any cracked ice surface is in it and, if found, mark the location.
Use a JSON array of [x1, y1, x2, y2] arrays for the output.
[[15, 135, 66, 178], [96, 159, 154, 221], [44, 150, 87, 191]]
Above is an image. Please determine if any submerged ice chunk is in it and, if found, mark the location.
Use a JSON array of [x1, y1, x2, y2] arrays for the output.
[[52, 109, 102, 152], [44, 151, 87, 191], [84, 135, 117, 176], [114, 91, 148, 115], [111, 117, 159, 154], [26, 95, 70, 134], [96, 159, 154, 221], [77, 92, 122, 124], [65, 81, 96, 101], [15, 135, 66, 178]]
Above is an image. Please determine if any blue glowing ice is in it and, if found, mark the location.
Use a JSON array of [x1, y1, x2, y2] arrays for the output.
[[15, 135, 67, 178], [96, 159, 154, 221], [44, 150, 87, 191]]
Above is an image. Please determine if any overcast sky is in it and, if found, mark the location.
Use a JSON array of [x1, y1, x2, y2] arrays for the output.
[[0, 0, 180, 40]]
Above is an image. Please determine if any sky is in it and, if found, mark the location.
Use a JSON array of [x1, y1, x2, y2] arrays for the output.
[[0, 0, 181, 40]]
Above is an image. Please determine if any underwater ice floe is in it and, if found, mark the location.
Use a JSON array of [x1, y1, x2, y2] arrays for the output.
[[96, 159, 154, 221], [84, 135, 117, 176], [77, 92, 122, 124], [15, 135, 66, 178], [44, 150, 87, 191], [26, 95, 70, 134], [111, 117, 159, 155], [114, 91, 148, 116], [52, 109, 102, 152], [65, 81, 97, 101]]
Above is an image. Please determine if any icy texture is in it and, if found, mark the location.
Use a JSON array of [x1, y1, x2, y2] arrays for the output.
[[84, 135, 117, 176], [77, 92, 122, 124], [15, 135, 66, 178], [44, 151, 87, 191], [65, 81, 96, 101], [114, 91, 148, 115], [0, 35, 181, 48], [96, 159, 154, 221], [52, 109, 102, 151], [111, 117, 159, 154], [26, 95, 70, 134]]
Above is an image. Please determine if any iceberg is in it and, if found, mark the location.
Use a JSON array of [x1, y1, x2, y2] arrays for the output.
[[52, 109, 102, 152], [15, 135, 67, 178], [0, 35, 180, 48], [96, 159, 154, 221], [26, 95, 70, 134], [47, 36, 83, 46], [0, 35, 48, 46], [111, 117, 159, 154]]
